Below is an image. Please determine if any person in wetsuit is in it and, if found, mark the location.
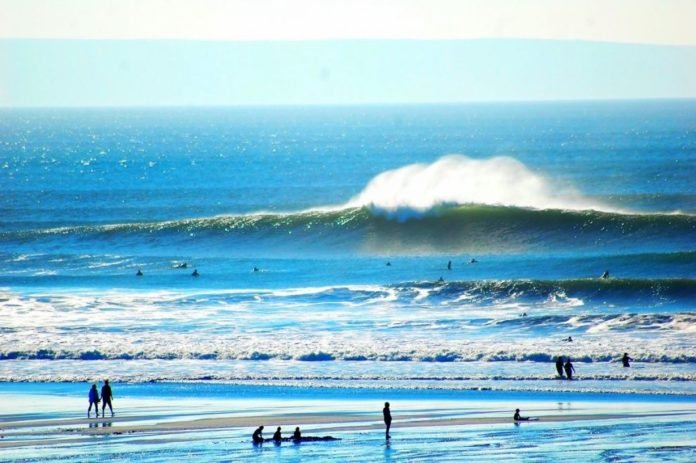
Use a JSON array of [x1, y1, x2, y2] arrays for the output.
[[564, 358, 576, 380], [252, 426, 264, 443], [101, 380, 114, 416], [622, 352, 633, 367], [383, 402, 392, 439]]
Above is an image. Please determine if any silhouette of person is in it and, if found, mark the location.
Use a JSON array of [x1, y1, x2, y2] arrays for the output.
[[101, 380, 114, 416], [622, 352, 633, 367], [383, 402, 392, 439], [386, 262, 391, 266], [447, 260, 452, 270], [564, 358, 575, 380], [252, 426, 264, 444], [293, 426, 301, 441], [176, 262, 188, 269], [136, 269, 143, 276], [563, 336, 573, 342], [273, 426, 282, 442], [469, 258, 478, 264], [253, 267, 259, 272], [600, 270, 610, 279], [555, 356, 565, 378], [437, 276, 444, 283], [514, 408, 530, 421], [191, 269, 199, 277], [88, 384, 100, 417]]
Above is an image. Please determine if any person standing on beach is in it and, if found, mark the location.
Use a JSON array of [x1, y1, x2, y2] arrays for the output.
[[622, 352, 633, 367], [87, 384, 100, 417], [564, 358, 575, 380], [383, 402, 392, 439], [101, 380, 114, 416], [555, 356, 564, 378]]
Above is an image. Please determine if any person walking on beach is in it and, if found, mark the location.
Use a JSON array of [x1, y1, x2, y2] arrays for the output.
[[383, 402, 392, 439], [622, 352, 633, 367], [252, 426, 264, 444], [101, 380, 114, 416], [87, 384, 100, 417], [555, 356, 564, 378], [564, 358, 576, 380]]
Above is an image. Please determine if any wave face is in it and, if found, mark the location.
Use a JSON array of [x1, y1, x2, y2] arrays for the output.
[[3, 205, 695, 257], [347, 155, 614, 215]]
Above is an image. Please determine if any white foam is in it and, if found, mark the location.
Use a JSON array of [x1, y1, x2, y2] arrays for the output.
[[346, 154, 616, 215]]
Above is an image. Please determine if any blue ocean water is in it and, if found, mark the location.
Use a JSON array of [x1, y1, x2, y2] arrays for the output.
[[0, 101, 695, 387]]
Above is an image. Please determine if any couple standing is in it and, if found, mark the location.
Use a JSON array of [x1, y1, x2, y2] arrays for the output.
[[88, 379, 114, 417]]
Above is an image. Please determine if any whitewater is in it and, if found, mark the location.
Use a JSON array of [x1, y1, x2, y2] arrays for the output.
[[1, 101, 695, 393]]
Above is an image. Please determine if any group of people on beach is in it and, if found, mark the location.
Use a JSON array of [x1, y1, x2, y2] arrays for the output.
[[87, 380, 114, 418], [252, 425, 303, 444]]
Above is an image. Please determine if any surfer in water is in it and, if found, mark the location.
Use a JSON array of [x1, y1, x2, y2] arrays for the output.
[[191, 269, 199, 277], [136, 269, 143, 277], [447, 260, 452, 270], [555, 356, 565, 378], [600, 270, 610, 279], [293, 427, 302, 442], [273, 427, 282, 443], [175, 262, 188, 269], [469, 258, 478, 264], [622, 352, 633, 367]]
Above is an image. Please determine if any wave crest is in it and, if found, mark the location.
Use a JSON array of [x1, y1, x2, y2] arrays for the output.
[[347, 155, 614, 217]]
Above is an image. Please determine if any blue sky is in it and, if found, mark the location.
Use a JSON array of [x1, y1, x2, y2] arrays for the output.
[[1, 0, 695, 106]]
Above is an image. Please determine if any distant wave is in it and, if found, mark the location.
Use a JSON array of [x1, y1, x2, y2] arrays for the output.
[[3, 205, 695, 255]]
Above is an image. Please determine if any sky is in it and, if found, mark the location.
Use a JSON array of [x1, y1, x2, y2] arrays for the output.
[[1, 0, 695, 106]]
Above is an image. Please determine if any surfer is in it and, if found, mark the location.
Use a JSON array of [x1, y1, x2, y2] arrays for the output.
[[514, 408, 530, 421], [600, 270, 610, 279], [564, 358, 576, 380], [191, 269, 199, 277], [447, 260, 452, 270], [101, 380, 114, 417], [555, 356, 565, 378], [293, 427, 302, 442], [469, 258, 478, 264], [622, 352, 633, 367], [87, 384, 100, 418], [175, 262, 188, 269], [383, 402, 392, 439], [273, 426, 282, 442], [253, 267, 259, 272], [136, 269, 143, 277], [437, 276, 445, 284], [252, 426, 264, 444], [563, 336, 573, 342], [386, 262, 391, 266]]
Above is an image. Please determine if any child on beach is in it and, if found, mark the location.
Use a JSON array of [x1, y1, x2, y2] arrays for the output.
[[87, 384, 100, 417]]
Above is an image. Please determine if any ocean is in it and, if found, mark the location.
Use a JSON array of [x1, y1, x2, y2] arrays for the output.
[[1, 100, 695, 391]]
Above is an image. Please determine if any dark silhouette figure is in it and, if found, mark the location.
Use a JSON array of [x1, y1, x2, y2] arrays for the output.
[[273, 426, 282, 442], [386, 262, 391, 266], [293, 427, 301, 441], [622, 352, 633, 367], [383, 402, 392, 439], [136, 269, 143, 276], [447, 260, 452, 270], [191, 269, 199, 277], [437, 276, 444, 283], [555, 356, 565, 378], [514, 408, 530, 421], [101, 380, 113, 416], [176, 262, 188, 269], [252, 426, 264, 443], [469, 258, 478, 264], [87, 384, 100, 417], [564, 359, 575, 380], [253, 267, 259, 272], [563, 336, 573, 342], [600, 270, 610, 279]]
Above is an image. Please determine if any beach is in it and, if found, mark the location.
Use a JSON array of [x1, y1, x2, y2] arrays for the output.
[[2, 383, 696, 462]]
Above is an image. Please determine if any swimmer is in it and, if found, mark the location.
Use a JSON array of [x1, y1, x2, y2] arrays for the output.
[[253, 267, 259, 272], [136, 269, 143, 277], [191, 269, 199, 277], [386, 262, 391, 266], [469, 258, 478, 264], [600, 270, 610, 279]]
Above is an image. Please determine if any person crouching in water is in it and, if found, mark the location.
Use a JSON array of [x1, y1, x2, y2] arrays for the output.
[[88, 384, 100, 417]]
